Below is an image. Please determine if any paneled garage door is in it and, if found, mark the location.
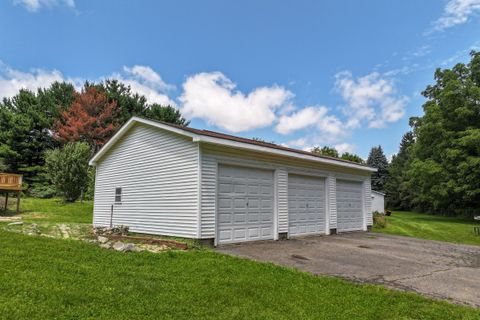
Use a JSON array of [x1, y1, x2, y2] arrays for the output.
[[336, 179, 364, 232], [288, 174, 326, 236], [217, 165, 274, 244]]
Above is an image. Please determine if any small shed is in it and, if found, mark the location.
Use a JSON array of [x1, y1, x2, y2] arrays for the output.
[[371, 190, 385, 214]]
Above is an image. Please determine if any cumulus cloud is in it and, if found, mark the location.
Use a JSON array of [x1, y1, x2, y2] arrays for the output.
[[335, 71, 407, 129], [13, 0, 75, 12], [0, 62, 81, 100], [334, 143, 356, 154], [179, 72, 293, 132], [275, 105, 343, 138], [0, 62, 176, 106], [430, 0, 480, 33], [112, 65, 176, 106]]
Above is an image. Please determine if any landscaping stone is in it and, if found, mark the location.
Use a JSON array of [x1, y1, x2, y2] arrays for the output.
[[112, 241, 136, 252], [99, 242, 112, 250], [97, 236, 109, 244], [7, 221, 23, 226]]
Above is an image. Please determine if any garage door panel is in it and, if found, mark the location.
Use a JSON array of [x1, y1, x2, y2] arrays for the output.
[[218, 165, 274, 244], [336, 180, 364, 232], [288, 174, 326, 237]]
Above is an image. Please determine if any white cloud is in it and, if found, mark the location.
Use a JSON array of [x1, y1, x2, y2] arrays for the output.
[[179, 72, 293, 132], [335, 71, 407, 129], [334, 143, 356, 154], [275, 105, 344, 139], [430, 0, 480, 33], [112, 65, 176, 106], [0, 62, 176, 106], [13, 0, 74, 12], [0, 62, 82, 100]]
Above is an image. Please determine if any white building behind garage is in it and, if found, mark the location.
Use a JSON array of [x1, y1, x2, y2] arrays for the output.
[[89, 117, 377, 245]]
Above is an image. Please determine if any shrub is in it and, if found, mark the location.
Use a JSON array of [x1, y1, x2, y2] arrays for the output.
[[373, 211, 387, 228], [45, 142, 91, 202]]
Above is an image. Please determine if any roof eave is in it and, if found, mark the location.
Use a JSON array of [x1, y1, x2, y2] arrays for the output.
[[193, 135, 377, 173]]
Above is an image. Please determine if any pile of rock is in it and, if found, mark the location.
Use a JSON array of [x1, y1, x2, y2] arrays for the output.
[[93, 225, 129, 236], [94, 233, 176, 253]]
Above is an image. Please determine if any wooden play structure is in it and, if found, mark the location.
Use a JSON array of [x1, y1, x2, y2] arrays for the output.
[[0, 173, 22, 213]]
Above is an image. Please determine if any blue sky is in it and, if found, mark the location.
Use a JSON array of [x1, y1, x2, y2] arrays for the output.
[[1, 0, 480, 158]]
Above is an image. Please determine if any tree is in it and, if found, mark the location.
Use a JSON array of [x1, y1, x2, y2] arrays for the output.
[[384, 132, 415, 209], [367, 145, 389, 191], [45, 142, 91, 202], [55, 86, 119, 152], [99, 80, 189, 125], [311, 146, 339, 158], [144, 104, 189, 126], [340, 152, 365, 164], [405, 51, 480, 214], [0, 82, 74, 188]]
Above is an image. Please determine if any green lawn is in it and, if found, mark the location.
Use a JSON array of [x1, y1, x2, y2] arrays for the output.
[[373, 211, 480, 246], [0, 199, 479, 319]]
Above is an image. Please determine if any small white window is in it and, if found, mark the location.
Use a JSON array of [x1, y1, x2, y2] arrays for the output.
[[115, 187, 122, 203]]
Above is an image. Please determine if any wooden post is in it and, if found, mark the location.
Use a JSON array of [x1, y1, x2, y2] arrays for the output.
[[4, 192, 8, 211], [16, 191, 20, 213]]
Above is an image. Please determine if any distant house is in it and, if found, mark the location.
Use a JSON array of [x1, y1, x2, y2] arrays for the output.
[[89, 117, 377, 245], [371, 190, 385, 214]]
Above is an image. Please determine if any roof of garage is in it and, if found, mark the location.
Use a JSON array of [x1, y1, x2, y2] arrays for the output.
[[90, 116, 377, 173]]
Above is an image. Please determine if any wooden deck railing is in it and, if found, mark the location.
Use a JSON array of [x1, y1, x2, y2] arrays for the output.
[[0, 173, 23, 191]]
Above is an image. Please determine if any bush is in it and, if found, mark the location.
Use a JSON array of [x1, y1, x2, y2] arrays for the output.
[[28, 184, 57, 199], [45, 142, 91, 202], [373, 211, 387, 228]]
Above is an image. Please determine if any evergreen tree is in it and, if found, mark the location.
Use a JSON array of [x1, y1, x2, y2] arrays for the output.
[[340, 152, 365, 164], [367, 145, 389, 191], [385, 132, 415, 209]]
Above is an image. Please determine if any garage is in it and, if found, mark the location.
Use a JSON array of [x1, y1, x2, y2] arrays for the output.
[[336, 179, 364, 232], [288, 174, 326, 236], [217, 164, 274, 244]]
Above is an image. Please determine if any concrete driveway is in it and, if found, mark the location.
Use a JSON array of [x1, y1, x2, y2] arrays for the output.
[[217, 232, 480, 307]]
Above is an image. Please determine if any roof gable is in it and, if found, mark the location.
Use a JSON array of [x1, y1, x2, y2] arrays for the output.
[[89, 117, 376, 173]]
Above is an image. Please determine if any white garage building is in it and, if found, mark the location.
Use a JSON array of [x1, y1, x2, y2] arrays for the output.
[[89, 117, 376, 245]]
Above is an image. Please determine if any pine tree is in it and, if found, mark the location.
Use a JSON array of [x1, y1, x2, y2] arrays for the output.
[[385, 132, 414, 209], [367, 145, 389, 191]]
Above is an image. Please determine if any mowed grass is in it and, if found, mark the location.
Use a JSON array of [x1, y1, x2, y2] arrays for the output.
[[3, 197, 93, 224], [0, 230, 479, 320], [373, 211, 480, 246], [0, 199, 479, 319]]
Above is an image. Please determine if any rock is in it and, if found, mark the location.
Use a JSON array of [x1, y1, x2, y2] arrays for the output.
[[7, 221, 23, 226], [100, 242, 112, 249], [97, 236, 109, 244], [112, 241, 136, 252]]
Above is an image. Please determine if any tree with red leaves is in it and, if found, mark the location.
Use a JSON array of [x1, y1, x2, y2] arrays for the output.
[[55, 86, 119, 152]]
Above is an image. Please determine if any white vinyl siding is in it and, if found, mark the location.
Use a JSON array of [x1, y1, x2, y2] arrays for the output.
[[365, 177, 373, 225], [276, 169, 289, 233], [327, 175, 337, 229], [93, 123, 199, 238], [200, 143, 371, 239]]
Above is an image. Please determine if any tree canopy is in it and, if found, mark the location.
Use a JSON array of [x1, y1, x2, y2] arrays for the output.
[[386, 51, 480, 215], [0, 79, 189, 198]]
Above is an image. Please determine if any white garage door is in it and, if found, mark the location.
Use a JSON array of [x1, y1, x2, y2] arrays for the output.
[[336, 180, 364, 232], [217, 165, 274, 244], [288, 175, 326, 236]]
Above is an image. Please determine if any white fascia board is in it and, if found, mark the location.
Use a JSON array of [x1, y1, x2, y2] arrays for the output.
[[88, 117, 198, 166], [193, 135, 377, 173]]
